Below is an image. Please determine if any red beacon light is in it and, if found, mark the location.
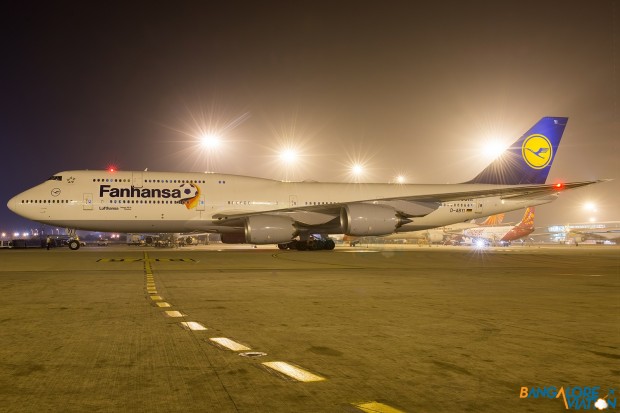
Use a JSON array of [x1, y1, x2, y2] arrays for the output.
[[107, 165, 117, 173], [553, 182, 565, 190]]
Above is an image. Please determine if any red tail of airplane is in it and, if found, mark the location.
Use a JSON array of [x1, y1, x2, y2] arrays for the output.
[[501, 207, 535, 241]]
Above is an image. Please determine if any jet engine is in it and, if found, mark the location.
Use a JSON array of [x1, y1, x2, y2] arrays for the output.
[[246, 215, 297, 244], [221, 215, 297, 244], [340, 204, 407, 236]]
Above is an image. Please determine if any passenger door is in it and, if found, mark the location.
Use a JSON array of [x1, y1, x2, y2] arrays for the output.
[[83, 193, 93, 210]]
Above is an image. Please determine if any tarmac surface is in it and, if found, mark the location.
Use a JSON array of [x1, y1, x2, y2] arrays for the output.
[[0, 244, 618, 412]]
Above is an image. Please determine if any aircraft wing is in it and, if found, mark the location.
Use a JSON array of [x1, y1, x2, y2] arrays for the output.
[[211, 180, 603, 226], [379, 180, 602, 203]]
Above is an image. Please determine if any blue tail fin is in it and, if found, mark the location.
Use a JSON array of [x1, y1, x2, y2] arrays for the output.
[[467, 117, 568, 185]]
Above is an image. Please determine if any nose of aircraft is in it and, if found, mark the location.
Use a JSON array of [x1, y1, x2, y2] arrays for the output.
[[7, 194, 21, 214]]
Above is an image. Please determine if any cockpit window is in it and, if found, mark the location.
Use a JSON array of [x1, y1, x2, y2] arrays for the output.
[[47, 176, 62, 181]]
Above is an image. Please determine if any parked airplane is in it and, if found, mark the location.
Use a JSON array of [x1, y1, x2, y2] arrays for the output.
[[7, 117, 605, 250], [458, 207, 535, 245]]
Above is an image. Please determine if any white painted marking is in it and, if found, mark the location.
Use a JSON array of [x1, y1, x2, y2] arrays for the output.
[[338, 250, 378, 253], [179, 321, 207, 331], [262, 361, 325, 382], [210, 337, 251, 351], [164, 311, 185, 318], [353, 401, 405, 413]]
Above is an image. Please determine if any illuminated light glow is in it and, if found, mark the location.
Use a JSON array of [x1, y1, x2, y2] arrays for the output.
[[164, 311, 185, 318], [210, 337, 251, 351], [584, 202, 597, 212], [262, 361, 325, 382], [553, 182, 565, 190], [475, 239, 486, 248], [13, 232, 19, 237], [595, 398, 609, 410], [481, 139, 507, 160], [179, 321, 207, 331], [589, 217, 597, 222], [279, 148, 298, 164], [199, 133, 221, 149], [396, 175, 405, 184], [22, 232, 29, 237], [353, 401, 406, 413], [156, 302, 171, 308]]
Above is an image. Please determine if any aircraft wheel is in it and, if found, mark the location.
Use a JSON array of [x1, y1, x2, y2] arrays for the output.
[[277, 243, 288, 250], [325, 239, 336, 250], [296, 241, 308, 251], [68, 240, 80, 250]]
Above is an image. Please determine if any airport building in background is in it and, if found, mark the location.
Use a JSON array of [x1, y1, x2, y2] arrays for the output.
[[547, 222, 620, 244]]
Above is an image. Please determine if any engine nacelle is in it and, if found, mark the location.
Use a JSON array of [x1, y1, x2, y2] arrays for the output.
[[219, 216, 297, 244], [245, 215, 297, 244], [341, 204, 404, 236]]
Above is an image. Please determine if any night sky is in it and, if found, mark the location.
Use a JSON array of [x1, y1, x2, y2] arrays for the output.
[[1, 1, 618, 232]]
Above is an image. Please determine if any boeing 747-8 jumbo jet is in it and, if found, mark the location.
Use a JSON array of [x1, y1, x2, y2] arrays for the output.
[[7, 117, 605, 250]]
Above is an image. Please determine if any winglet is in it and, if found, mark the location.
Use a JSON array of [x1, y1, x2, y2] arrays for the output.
[[467, 117, 568, 185]]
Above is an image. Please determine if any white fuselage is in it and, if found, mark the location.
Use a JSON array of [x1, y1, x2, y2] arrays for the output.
[[462, 225, 516, 242], [8, 170, 556, 234]]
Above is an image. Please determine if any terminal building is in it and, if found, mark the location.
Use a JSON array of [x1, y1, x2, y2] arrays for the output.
[[547, 221, 620, 244]]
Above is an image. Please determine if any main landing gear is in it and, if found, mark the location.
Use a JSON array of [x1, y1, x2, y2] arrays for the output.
[[278, 237, 336, 251], [66, 228, 81, 250]]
